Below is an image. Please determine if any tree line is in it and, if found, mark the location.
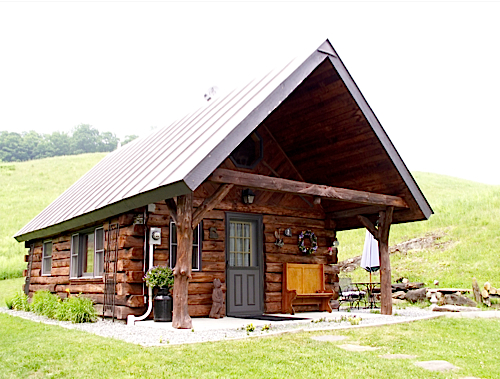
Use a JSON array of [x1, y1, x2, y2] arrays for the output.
[[0, 124, 138, 162]]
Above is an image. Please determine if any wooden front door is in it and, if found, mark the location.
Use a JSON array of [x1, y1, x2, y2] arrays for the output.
[[225, 213, 263, 316]]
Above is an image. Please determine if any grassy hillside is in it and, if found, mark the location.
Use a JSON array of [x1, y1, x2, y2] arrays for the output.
[[0, 153, 107, 279], [1, 154, 499, 289], [338, 172, 500, 288]]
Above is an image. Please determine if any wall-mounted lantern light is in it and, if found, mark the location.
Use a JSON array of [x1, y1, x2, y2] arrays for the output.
[[242, 188, 255, 204]]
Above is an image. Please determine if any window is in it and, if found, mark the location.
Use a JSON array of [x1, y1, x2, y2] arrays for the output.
[[70, 227, 104, 278], [229, 221, 252, 267], [169, 221, 202, 271], [42, 240, 52, 276], [229, 132, 263, 169]]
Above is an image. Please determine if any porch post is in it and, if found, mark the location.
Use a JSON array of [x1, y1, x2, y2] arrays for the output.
[[378, 206, 393, 315], [172, 193, 193, 329]]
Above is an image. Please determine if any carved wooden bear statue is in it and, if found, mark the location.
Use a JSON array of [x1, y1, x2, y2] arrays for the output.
[[209, 278, 224, 319]]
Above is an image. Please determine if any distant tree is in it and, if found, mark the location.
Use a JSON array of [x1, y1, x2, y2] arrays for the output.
[[97, 131, 119, 152], [0, 131, 24, 162], [122, 134, 139, 146], [70, 124, 100, 154], [48, 131, 71, 156]]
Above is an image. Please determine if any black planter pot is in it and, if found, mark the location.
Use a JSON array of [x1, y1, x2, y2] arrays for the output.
[[153, 288, 173, 322]]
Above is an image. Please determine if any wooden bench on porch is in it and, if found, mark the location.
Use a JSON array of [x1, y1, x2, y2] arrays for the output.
[[282, 263, 334, 314]]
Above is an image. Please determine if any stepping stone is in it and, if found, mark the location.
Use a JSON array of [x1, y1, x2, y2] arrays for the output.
[[337, 344, 379, 352], [311, 335, 347, 342], [379, 354, 417, 359], [414, 360, 460, 371]]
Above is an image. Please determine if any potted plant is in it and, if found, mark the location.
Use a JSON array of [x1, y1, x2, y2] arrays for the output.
[[144, 266, 174, 322]]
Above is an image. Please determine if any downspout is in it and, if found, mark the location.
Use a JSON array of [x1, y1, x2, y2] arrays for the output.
[[127, 223, 162, 326], [127, 242, 154, 326]]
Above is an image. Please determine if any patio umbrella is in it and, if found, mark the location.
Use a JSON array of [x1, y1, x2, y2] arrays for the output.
[[360, 230, 380, 283]]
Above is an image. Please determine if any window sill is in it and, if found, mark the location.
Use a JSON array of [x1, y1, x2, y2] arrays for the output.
[[70, 277, 104, 283]]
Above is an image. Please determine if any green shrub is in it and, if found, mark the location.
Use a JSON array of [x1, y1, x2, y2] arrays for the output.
[[56, 295, 97, 323], [5, 296, 14, 309], [11, 292, 30, 311], [31, 290, 61, 318]]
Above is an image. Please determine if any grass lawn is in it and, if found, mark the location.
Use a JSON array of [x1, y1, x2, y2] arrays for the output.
[[0, 153, 107, 279], [338, 172, 500, 288], [0, 313, 498, 378], [0, 277, 24, 307]]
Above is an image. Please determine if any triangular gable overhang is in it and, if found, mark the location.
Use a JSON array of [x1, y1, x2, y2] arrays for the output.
[[15, 39, 431, 242]]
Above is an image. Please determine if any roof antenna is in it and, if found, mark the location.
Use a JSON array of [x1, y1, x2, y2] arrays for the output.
[[204, 86, 219, 102]]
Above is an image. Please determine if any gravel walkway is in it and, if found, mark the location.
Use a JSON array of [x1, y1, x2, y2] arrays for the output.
[[0, 307, 441, 347]]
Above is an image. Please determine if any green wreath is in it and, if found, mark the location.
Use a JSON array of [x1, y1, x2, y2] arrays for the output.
[[298, 230, 318, 255]]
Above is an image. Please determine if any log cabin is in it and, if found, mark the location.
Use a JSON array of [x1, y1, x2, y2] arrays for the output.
[[14, 39, 432, 328]]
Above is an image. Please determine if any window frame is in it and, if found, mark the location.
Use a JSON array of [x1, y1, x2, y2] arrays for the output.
[[169, 220, 202, 272], [41, 240, 52, 276], [70, 226, 105, 279]]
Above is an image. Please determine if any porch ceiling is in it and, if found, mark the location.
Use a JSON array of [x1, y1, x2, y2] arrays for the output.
[[261, 59, 429, 230]]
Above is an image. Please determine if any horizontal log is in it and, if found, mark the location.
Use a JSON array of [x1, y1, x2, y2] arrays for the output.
[[188, 282, 219, 295], [263, 215, 325, 229], [265, 262, 283, 273], [52, 251, 70, 260], [212, 200, 325, 220], [265, 282, 282, 292], [53, 235, 71, 244], [191, 272, 225, 283], [55, 283, 104, 293], [264, 301, 282, 313], [265, 243, 331, 255], [265, 273, 282, 283], [31, 262, 41, 269], [117, 260, 143, 272], [120, 224, 146, 237], [147, 213, 171, 226], [211, 168, 409, 208], [265, 233, 328, 245], [54, 241, 71, 252], [266, 253, 328, 265], [153, 260, 168, 267], [118, 213, 136, 227], [199, 262, 225, 272], [118, 235, 144, 249], [324, 265, 340, 275], [200, 219, 224, 230], [188, 293, 213, 305], [201, 251, 224, 263], [202, 241, 225, 251], [117, 283, 143, 296], [152, 252, 169, 262], [188, 304, 214, 317], [30, 276, 69, 284], [118, 247, 144, 260], [51, 267, 69, 276], [265, 292, 282, 303], [52, 258, 70, 268], [78, 294, 146, 308], [116, 271, 145, 283], [29, 284, 56, 293]]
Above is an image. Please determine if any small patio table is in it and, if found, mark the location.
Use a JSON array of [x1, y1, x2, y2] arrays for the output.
[[352, 282, 381, 309]]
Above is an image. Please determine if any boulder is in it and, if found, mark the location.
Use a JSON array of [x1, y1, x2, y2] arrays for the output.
[[444, 294, 476, 307], [392, 291, 406, 299], [405, 288, 427, 303]]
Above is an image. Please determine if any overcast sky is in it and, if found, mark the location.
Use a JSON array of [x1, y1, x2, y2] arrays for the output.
[[1, 1, 499, 185]]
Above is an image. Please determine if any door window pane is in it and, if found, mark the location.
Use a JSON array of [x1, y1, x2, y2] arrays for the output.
[[229, 221, 252, 267]]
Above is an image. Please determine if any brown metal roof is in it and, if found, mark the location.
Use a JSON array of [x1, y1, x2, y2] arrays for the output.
[[14, 40, 432, 242]]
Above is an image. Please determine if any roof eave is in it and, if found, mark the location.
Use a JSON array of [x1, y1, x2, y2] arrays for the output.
[[324, 43, 433, 219], [14, 180, 191, 242]]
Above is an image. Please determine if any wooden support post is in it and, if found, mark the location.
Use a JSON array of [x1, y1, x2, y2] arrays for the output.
[[378, 207, 393, 315], [171, 193, 193, 329], [192, 184, 233, 229]]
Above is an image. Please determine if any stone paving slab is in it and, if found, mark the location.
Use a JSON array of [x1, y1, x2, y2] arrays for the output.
[[414, 360, 459, 371], [337, 344, 379, 352]]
